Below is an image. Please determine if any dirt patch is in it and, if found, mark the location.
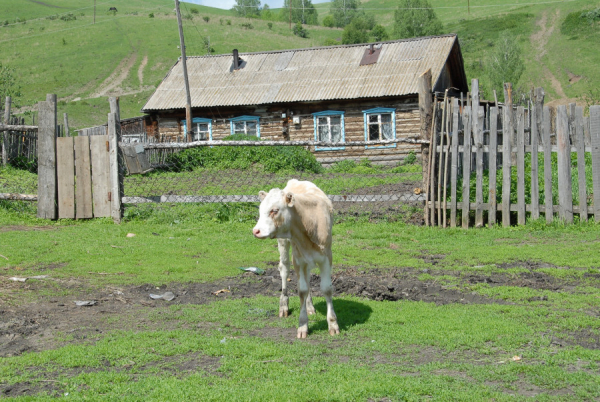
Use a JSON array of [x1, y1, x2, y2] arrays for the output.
[[90, 53, 138, 98], [1, 263, 594, 360]]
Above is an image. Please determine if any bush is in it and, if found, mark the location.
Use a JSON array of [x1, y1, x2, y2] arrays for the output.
[[190, 8, 199, 15], [60, 13, 76, 22], [226, 19, 232, 25], [267, 22, 273, 29], [163, 134, 324, 174], [149, 13, 154, 18], [561, 8, 600, 37], [203, 16, 210, 23], [322, 15, 335, 28], [323, 38, 340, 46], [293, 22, 308, 38], [10, 156, 37, 173], [241, 22, 254, 29]]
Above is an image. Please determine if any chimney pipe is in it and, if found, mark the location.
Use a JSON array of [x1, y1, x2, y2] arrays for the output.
[[369, 44, 374, 55], [233, 49, 239, 70]]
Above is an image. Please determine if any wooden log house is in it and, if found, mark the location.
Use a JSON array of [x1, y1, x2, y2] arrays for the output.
[[141, 34, 468, 165]]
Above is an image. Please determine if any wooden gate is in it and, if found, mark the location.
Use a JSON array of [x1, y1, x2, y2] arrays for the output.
[[56, 135, 111, 219]]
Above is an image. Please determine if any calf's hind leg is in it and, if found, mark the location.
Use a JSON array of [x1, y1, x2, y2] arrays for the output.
[[320, 256, 339, 336]]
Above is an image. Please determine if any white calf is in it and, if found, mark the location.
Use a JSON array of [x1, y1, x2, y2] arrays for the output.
[[252, 179, 339, 338]]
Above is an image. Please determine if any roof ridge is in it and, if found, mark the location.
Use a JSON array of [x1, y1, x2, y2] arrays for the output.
[[186, 33, 458, 59]]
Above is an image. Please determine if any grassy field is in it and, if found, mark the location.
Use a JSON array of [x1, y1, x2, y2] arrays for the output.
[[1, 0, 599, 131], [1, 210, 600, 400]]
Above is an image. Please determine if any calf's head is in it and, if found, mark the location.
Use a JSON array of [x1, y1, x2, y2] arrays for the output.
[[252, 188, 294, 239]]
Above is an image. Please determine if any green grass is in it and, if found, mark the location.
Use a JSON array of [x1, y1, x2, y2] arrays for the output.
[[1, 210, 600, 399]]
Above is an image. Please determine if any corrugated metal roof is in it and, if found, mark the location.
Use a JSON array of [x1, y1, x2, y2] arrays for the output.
[[142, 34, 462, 112]]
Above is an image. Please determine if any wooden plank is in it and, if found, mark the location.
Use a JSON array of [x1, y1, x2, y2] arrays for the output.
[[542, 106, 553, 223], [516, 106, 526, 225], [488, 107, 498, 226], [590, 106, 600, 222], [574, 107, 588, 221], [74, 136, 93, 219], [437, 94, 447, 225], [530, 88, 544, 220], [56, 137, 75, 219], [450, 98, 459, 227], [37, 97, 57, 219], [2, 96, 10, 166], [475, 105, 484, 227], [462, 105, 472, 228], [442, 99, 452, 228], [556, 105, 573, 224], [429, 105, 439, 226], [418, 69, 433, 187], [108, 113, 122, 223], [502, 104, 512, 227], [90, 135, 111, 217]]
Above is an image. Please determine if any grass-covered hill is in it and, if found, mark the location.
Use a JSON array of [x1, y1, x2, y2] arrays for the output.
[[1, 0, 598, 131]]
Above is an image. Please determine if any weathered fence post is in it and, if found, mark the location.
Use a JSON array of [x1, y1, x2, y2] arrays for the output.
[[450, 97, 459, 228], [108, 112, 122, 223], [418, 69, 433, 218], [542, 106, 553, 223], [502, 83, 513, 227], [471, 80, 484, 227], [2, 96, 10, 166], [556, 105, 573, 224], [516, 106, 525, 225], [590, 106, 600, 223], [530, 88, 544, 220], [574, 107, 588, 221], [37, 94, 58, 219], [461, 102, 472, 229], [488, 107, 498, 226]]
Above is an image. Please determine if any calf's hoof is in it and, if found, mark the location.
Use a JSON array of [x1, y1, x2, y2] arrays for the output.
[[279, 296, 289, 318], [279, 308, 289, 318], [328, 322, 340, 336], [297, 326, 308, 339]]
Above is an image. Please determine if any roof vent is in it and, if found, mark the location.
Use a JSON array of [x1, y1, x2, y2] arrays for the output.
[[231, 49, 245, 72], [360, 44, 381, 66]]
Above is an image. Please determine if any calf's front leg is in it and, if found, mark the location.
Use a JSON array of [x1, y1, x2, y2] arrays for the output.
[[277, 239, 290, 318]]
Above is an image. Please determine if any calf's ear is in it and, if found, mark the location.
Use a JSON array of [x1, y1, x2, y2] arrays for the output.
[[259, 191, 268, 201], [284, 191, 294, 207]]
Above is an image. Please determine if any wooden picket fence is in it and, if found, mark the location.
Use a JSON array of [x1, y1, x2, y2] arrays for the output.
[[425, 83, 600, 228]]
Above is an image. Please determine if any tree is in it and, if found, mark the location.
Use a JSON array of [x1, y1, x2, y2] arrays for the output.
[[329, 0, 361, 28], [322, 15, 335, 27], [392, 0, 442, 39], [293, 21, 309, 37], [232, 0, 261, 18], [0, 63, 22, 117], [341, 16, 369, 44], [280, 0, 318, 25], [371, 24, 389, 41], [486, 31, 525, 92]]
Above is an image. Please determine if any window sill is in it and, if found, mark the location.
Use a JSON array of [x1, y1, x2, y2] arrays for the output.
[[315, 146, 345, 151], [365, 144, 397, 149]]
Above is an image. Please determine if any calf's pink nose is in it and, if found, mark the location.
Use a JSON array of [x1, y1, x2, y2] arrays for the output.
[[253, 228, 260, 236]]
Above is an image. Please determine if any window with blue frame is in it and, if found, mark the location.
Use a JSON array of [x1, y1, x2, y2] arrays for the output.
[[363, 107, 396, 149], [182, 117, 212, 141], [230, 115, 260, 137], [312, 110, 345, 151]]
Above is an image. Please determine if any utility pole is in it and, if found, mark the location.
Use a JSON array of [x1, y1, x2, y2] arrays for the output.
[[289, 0, 292, 30], [174, 0, 193, 142]]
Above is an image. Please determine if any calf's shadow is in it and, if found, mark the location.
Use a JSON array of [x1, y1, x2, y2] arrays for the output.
[[309, 298, 372, 333]]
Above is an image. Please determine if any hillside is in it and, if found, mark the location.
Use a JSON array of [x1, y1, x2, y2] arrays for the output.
[[0, 0, 598, 131]]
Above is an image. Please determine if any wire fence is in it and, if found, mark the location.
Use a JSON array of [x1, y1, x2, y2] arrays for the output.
[[120, 140, 426, 224]]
